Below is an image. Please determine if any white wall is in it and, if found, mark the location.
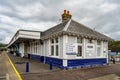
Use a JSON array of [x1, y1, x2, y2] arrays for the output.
[[7, 30, 40, 48], [67, 36, 77, 59], [26, 35, 108, 60], [19, 31, 40, 40], [19, 31, 40, 37], [84, 39, 96, 58], [62, 35, 108, 59]]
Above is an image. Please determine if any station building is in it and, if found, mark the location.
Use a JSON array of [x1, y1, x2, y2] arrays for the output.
[[7, 10, 113, 69]]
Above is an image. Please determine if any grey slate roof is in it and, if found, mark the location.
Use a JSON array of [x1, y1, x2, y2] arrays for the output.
[[41, 19, 113, 41], [41, 21, 68, 37]]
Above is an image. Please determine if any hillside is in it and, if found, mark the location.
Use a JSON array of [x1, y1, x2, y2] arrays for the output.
[[0, 43, 7, 47], [109, 41, 120, 52]]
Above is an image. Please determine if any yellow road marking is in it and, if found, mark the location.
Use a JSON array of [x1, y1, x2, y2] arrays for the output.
[[7, 54, 22, 80]]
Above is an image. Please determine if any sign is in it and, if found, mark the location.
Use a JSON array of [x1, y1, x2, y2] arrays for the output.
[[85, 44, 95, 57], [86, 44, 95, 51], [66, 43, 77, 55]]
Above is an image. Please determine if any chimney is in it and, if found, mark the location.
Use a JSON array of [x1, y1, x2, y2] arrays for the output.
[[61, 10, 72, 22]]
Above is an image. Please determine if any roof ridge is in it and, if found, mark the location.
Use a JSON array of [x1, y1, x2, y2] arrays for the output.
[[63, 19, 71, 31]]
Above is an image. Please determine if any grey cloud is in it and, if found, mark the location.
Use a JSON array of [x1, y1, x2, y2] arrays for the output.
[[0, 0, 120, 43]]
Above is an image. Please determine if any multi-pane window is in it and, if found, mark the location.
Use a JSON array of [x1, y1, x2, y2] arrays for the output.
[[51, 45, 54, 56], [37, 42, 40, 54], [51, 37, 59, 56], [32, 43, 34, 54], [35, 42, 37, 54], [77, 37, 83, 57], [97, 40, 101, 57], [77, 37, 82, 43], [77, 46, 82, 57], [51, 39, 54, 43], [30, 42, 40, 55], [56, 45, 59, 56], [56, 38, 59, 43], [97, 41, 101, 45], [97, 47, 101, 56]]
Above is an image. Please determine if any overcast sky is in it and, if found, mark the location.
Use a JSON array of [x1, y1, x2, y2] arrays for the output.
[[0, 0, 120, 44]]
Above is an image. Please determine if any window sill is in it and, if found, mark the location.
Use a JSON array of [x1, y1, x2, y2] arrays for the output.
[[49, 55, 59, 58], [76, 56, 83, 59]]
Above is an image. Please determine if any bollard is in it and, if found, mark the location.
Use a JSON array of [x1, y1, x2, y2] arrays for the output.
[[26, 61, 29, 72], [50, 60, 53, 70]]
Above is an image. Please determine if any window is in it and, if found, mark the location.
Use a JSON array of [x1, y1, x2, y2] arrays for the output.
[[97, 47, 101, 56], [97, 41, 101, 45], [56, 45, 59, 56], [51, 46, 54, 56], [50, 38, 59, 56], [55, 38, 59, 43], [77, 37, 82, 43], [77, 46, 82, 57], [36, 42, 37, 54], [88, 39, 93, 43], [37, 42, 40, 54], [51, 39, 54, 43], [32, 43, 34, 53]]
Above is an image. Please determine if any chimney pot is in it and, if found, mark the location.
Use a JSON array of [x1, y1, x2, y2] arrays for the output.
[[64, 10, 66, 14], [62, 10, 72, 23], [67, 11, 69, 14]]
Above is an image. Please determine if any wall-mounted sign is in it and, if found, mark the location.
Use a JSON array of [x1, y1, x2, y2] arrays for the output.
[[103, 42, 107, 53], [86, 44, 95, 51], [66, 43, 77, 55], [85, 44, 95, 57]]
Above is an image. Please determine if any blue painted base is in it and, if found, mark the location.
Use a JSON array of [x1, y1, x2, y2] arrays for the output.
[[29, 54, 107, 69], [29, 54, 64, 68], [67, 58, 107, 69], [45, 57, 64, 68], [29, 54, 44, 62]]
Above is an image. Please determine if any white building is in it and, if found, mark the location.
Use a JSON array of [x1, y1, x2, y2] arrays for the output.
[[7, 10, 113, 69]]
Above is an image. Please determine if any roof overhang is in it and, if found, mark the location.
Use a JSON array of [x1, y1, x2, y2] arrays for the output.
[[7, 30, 40, 48]]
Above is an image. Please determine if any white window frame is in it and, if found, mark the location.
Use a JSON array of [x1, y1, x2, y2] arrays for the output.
[[76, 37, 83, 58], [97, 41, 101, 57], [50, 37, 59, 57]]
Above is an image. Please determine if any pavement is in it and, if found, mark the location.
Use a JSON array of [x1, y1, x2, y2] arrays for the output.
[[0, 51, 20, 80], [5, 52, 120, 80]]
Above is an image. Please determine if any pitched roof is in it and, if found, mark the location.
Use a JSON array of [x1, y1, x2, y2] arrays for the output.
[[41, 21, 68, 37], [41, 19, 113, 41]]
